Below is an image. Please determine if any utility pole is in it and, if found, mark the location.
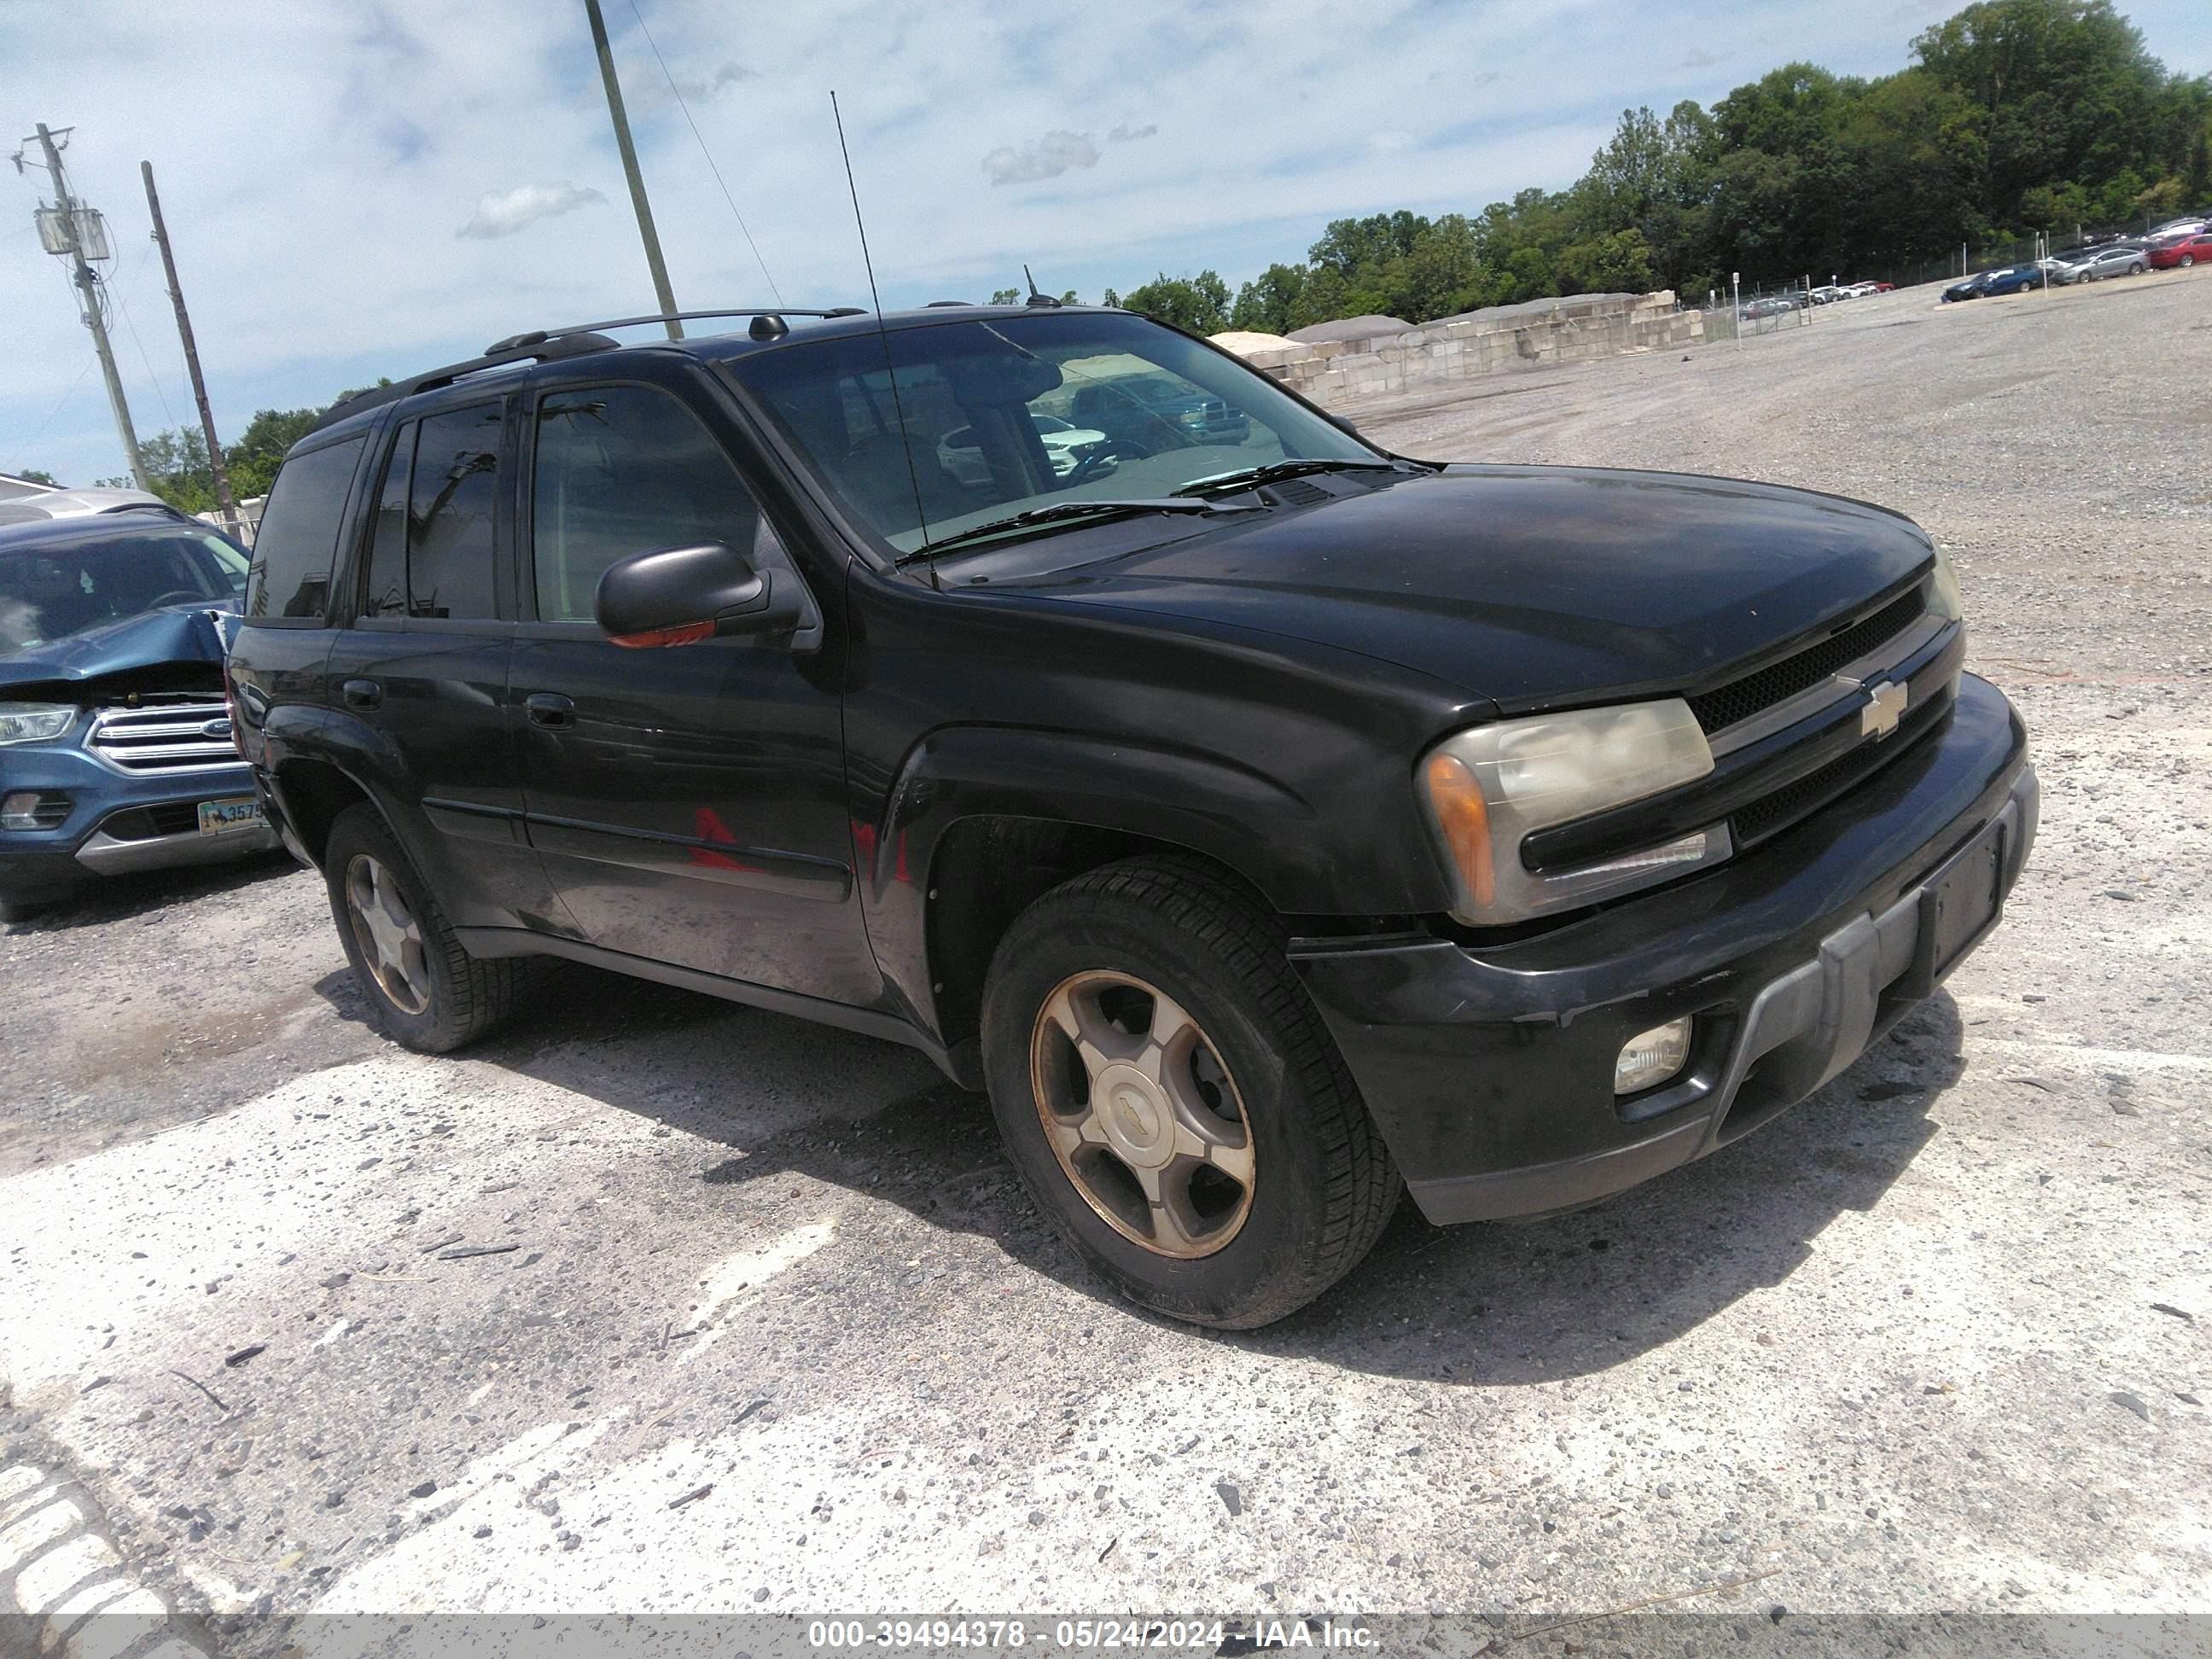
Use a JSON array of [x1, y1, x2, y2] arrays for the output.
[[24, 123, 147, 489], [583, 0, 682, 340], [141, 161, 239, 536]]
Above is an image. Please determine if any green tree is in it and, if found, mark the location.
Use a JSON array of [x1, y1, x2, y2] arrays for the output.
[[138, 428, 217, 514], [1556, 229, 1657, 294], [1229, 263, 1311, 335], [8, 468, 59, 486], [1119, 271, 1231, 334], [224, 405, 327, 499]]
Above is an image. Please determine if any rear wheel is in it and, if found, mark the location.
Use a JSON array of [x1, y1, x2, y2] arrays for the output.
[[324, 803, 525, 1051], [981, 856, 1400, 1328], [2183, 255, 2197, 268], [2131, 262, 2145, 275]]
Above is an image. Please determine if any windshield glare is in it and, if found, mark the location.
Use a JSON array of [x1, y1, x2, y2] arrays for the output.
[[729, 311, 1380, 555], [0, 531, 245, 652]]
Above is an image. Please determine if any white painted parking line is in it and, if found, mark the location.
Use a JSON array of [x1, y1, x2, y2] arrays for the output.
[[38, 1582, 150, 1653], [15, 1534, 124, 1619], [0, 1497, 86, 1573], [0, 1460, 203, 1659]]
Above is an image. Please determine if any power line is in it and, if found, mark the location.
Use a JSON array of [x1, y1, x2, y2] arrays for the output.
[[622, 0, 781, 306], [9, 356, 98, 462], [108, 239, 185, 434]]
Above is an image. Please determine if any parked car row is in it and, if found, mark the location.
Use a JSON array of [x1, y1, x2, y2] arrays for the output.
[[1943, 229, 2210, 301]]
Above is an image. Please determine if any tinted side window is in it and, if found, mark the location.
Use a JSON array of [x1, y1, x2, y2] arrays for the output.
[[407, 405, 503, 620], [245, 436, 365, 621], [531, 385, 760, 623], [361, 418, 416, 620]]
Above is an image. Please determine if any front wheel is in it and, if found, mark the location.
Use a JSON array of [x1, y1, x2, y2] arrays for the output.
[[981, 856, 1400, 1328], [2183, 255, 2197, 268], [323, 803, 526, 1051]]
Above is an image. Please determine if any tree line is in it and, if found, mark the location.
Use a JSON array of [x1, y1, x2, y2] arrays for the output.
[[1109, 0, 2211, 335]]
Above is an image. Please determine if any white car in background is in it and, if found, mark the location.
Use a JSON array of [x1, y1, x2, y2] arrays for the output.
[[938, 412, 1114, 489]]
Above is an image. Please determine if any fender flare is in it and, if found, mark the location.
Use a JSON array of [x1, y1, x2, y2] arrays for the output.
[[858, 723, 1322, 1039], [259, 702, 427, 869]]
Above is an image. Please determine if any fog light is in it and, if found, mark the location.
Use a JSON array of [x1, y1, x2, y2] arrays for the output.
[[1615, 1016, 1693, 1095], [2, 791, 55, 830]]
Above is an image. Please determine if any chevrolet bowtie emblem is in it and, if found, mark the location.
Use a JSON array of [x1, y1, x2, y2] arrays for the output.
[[1860, 679, 1907, 739]]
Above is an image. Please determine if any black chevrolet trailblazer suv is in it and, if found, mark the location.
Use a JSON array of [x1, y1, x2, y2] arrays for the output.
[[227, 302, 2037, 1328]]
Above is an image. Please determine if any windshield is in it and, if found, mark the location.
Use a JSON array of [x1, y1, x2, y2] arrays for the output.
[[727, 311, 1380, 556], [0, 530, 247, 652]]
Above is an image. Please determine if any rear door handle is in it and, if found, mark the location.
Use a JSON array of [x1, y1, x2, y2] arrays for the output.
[[341, 678, 381, 711], [525, 693, 576, 730]]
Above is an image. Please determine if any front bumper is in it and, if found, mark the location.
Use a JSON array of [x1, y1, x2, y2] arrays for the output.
[[1292, 672, 2036, 1225], [0, 739, 276, 903]]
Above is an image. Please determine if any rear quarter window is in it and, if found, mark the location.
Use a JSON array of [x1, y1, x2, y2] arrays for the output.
[[245, 435, 366, 623]]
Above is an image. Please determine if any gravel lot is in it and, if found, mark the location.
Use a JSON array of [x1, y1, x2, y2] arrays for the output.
[[3, 271, 2208, 1643]]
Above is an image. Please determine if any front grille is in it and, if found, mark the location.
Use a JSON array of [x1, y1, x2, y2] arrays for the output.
[[86, 701, 237, 773], [1688, 588, 1925, 734], [1732, 697, 1942, 845], [99, 802, 203, 841]]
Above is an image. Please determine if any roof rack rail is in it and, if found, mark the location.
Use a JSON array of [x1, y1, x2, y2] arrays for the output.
[[301, 308, 872, 443], [304, 330, 626, 439], [513, 307, 864, 345]]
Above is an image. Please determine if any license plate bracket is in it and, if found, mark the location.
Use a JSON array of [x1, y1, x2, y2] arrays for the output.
[[1922, 821, 2005, 982]]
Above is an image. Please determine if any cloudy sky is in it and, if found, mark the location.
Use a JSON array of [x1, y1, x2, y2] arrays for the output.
[[5, 0, 2209, 486]]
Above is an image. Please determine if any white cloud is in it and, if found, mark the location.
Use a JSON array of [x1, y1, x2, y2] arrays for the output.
[[625, 55, 757, 111], [1366, 131, 1417, 154], [981, 129, 1100, 186], [456, 180, 608, 240], [1108, 123, 1158, 143]]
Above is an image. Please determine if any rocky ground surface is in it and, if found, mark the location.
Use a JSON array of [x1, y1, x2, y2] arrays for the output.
[[2, 271, 2208, 1648]]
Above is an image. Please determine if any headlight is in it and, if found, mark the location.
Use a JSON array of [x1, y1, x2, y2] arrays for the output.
[[0, 703, 75, 747], [1927, 544, 1964, 622], [1419, 699, 1729, 924]]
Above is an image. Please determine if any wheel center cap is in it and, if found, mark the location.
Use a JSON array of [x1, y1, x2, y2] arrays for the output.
[[1093, 1063, 1173, 1168]]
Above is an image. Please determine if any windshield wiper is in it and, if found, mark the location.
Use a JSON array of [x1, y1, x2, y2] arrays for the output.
[[1169, 457, 1409, 498], [894, 498, 1265, 565]]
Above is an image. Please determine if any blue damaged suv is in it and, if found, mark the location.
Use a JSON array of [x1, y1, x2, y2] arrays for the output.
[[0, 512, 278, 922]]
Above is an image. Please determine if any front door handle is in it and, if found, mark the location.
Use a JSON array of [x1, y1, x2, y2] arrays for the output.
[[525, 693, 576, 730], [341, 678, 381, 711]]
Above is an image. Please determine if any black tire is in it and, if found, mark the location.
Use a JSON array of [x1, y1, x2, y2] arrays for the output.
[[981, 855, 1400, 1328], [2131, 262, 2145, 275], [323, 802, 525, 1052], [2183, 255, 2197, 268]]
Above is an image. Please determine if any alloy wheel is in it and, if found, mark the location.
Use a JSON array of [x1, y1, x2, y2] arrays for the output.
[[1028, 970, 1256, 1259], [346, 853, 432, 1016]]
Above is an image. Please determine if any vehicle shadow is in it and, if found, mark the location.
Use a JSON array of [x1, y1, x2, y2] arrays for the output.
[[2, 847, 299, 934], [462, 958, 1968, 1385]]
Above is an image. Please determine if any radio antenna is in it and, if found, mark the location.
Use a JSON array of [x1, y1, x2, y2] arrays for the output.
[[1022, 264, 1061, 307], [831, 90, 935, 587]]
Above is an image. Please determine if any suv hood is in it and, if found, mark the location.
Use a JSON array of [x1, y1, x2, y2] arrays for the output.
[[1003, 464, 1936, 710], [0, 600, 237, 700]]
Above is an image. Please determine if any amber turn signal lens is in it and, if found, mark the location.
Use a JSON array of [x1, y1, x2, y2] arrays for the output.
[[1422, 750, 1495, 911], [608, 620, 715, 649]]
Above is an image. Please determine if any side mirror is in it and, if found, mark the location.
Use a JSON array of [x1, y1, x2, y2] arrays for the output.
[[594, 542, 795, 649]]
